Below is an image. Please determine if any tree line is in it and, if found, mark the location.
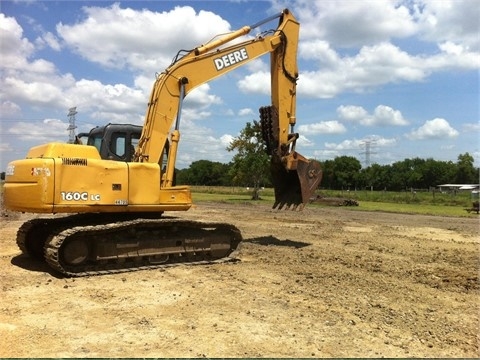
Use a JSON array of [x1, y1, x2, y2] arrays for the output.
[[177, 120, 479, 192], [177, 152, 479, 191], [320, 153, 478, 191]]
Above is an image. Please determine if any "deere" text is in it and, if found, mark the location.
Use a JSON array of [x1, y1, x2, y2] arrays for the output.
[[214, 48, 249, 71]]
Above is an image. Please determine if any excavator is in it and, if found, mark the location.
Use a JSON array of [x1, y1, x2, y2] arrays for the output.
[[3, 9, 322, 276]]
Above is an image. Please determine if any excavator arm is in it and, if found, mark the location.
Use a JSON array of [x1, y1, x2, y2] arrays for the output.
[[136, 9, 322, 209]]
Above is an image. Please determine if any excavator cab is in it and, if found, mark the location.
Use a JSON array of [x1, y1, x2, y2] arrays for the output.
[[79, 123, 142, 162]]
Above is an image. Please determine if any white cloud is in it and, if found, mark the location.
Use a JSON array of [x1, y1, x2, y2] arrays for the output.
[[324, 138, 365, 151], [0, 15, 76, 109], [426, 42, 479, 70], [406, 118, 459, 140], [285, 0, 480, 98], [297, 134, 315, 148], [245, 59, 269, 73], [314, 135, 397, 161], [237, 71, 270, 94], [286, 0, 479, 50], [64, 79, 146, 122], [312, 137, 364, 161], [8, 118, 69, 142], [56, 4, 232, 73], [299, 40, 339, 65], [414, 0, 480, 51], [4, 76, 69, 107], [220, 134, 234, 147], [297, 42, 431, 98], [224, 109, 235, 117], [298, 120, 346, 134], [238, 108, 255, 117], [297, 40, 479, 98], [462, 122, 480, 133], [337, 105, 409, 126], [184, 84, 222, 108], [0, 13, 209, 126], [180, 84, 223, 124], [0, 13, 35, 69], [370, 105, 409, 126], [0, 142, 13, 153], [0, 101, 21, 118], [176, 119, 234, 167], [336, 105, 368, 122], [367, 135, 397, 148], [35, 31, 61, 51], [293, 0, 417, 47]]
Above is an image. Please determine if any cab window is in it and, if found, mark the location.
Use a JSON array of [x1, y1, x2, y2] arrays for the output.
[[87, 134, 103, 154], [110, 132, 127, 158]]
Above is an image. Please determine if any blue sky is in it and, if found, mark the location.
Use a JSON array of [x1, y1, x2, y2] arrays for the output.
[[1, 0, 479, 171]]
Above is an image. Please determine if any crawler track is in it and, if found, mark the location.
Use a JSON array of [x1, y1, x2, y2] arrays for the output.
[[17, 214, 242, 277]]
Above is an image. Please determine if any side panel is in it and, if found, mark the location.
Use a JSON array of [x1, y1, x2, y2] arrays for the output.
[[128, 162, 161, 204], [3, 159, 55, 212], [128, 162, 193, 209], [53, 159, 192, 211], [4, 144, 192, 214], [54, 158, 129, 208]]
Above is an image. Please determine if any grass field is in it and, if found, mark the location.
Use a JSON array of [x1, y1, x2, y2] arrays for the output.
[[190, 186, 479, 218]]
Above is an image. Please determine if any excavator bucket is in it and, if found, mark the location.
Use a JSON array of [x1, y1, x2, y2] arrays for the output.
[[271, 152, 322, 210], [259, 105, 322, 209]]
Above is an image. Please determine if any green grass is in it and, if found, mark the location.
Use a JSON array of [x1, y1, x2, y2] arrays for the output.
[[191, 186, 275, 204], [190, 186, 478, 217], [318, 189, 474, 206]]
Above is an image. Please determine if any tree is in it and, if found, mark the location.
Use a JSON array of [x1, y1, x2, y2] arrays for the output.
[[422, 158, 456, 187], [227, 121, 270, 200], [361, 163, 389, 190], [456, 152, 478, 184], [320, 159, 335, 189], [333, 156, 362, 190], [177, 160, 231, 186], [318, 156, 362, 190], [389, 159, 419, 190]]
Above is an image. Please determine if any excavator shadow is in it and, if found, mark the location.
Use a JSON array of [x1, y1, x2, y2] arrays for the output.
[[11, 254, 63, 278], [246, 235, 310, 249]]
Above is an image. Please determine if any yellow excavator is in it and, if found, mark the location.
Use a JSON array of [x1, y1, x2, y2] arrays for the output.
[[3, 9, 322, 276]]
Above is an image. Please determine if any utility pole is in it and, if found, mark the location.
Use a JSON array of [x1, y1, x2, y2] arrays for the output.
[[67, 107, 78, 143]]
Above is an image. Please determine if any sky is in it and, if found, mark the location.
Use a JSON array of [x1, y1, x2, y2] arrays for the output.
[[1, 0, 479, 171]]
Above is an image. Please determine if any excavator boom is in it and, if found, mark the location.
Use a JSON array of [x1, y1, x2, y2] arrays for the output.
[[135, 9, 321, 208]]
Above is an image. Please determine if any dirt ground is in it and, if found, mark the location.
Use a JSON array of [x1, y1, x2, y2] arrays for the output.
[[1, 201, 479, 358]]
